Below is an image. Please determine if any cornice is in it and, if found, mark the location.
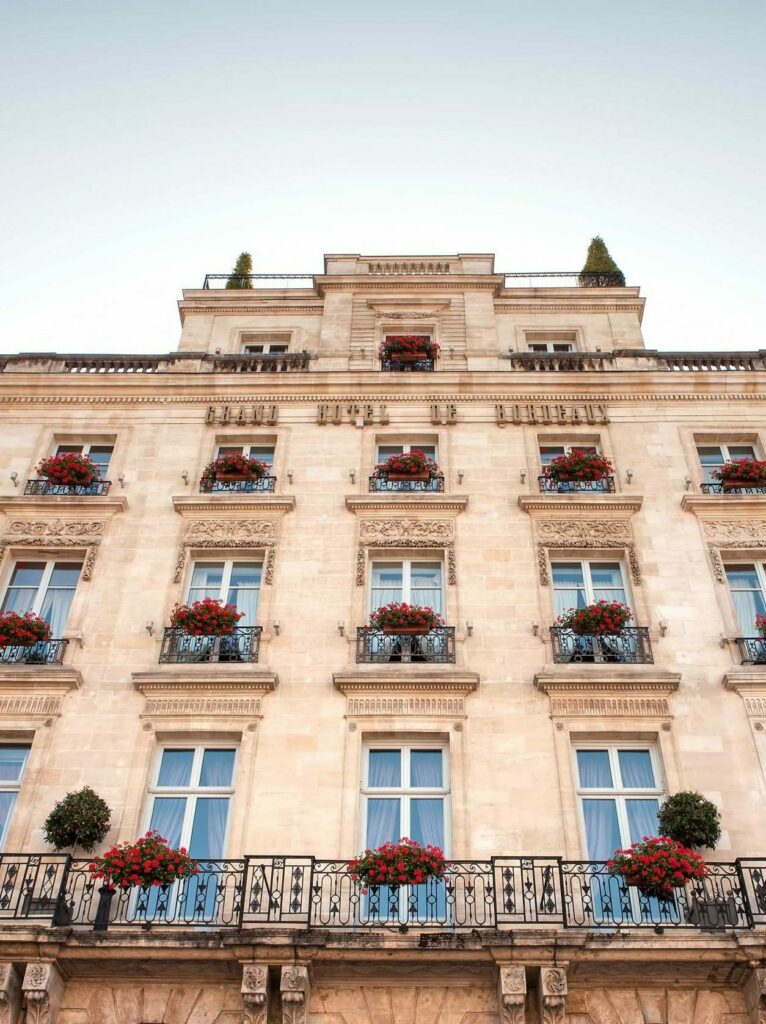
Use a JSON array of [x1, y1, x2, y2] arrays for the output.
[[345, 494, 468, 514], [333, 668, 479, 695], [180, 306, 324, 316], [681, 494, 766, 516], [172, 494, 296, 515], [132, 668, 278, 695], [518, 494, 642, 515], [317, 279, 501, 293], [723, 669, 766, 694], [366, 299, 452, 312], [0, 666, 82, 694], [534, 667, 681, 694], [496, 304, 644, 314], [0, 495, 128, 517]]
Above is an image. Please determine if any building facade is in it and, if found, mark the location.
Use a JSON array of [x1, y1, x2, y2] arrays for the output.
[[0, 253, 765, 1024]]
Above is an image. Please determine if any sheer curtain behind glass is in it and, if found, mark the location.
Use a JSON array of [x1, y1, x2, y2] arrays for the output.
[[726, 566, 766, 633], [410, 564, 443, 615], [370, 565, 403, 611], [552, 564, 586, 617], [226, 563, 261, 628], [40, 564, 81, 637]]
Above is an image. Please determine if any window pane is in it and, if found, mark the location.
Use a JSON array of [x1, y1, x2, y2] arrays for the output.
[[725, 566, 766, 633], [552, 563, 586, 616], [411, 564, 442, 613], [410, 445, 436, 460], [697, 446, 724, 465], [411, 799, 445, 848], [590, 562, 627, 606], [366, 799, 401, 847], [217, 446, 244, 457], [149, 797, 186, 849], [188, 798, 229, 858], [626, 799, 660, 844], [369, 750, 401, 787], [248, 446, 275, 466], [576, 750, 613, 788], [39, 563, 81, 635], [189, 562, 224, 602], [726, 565, 760, 588], [0, 747, 29, 783], [199, 749, 235, 788], [582, 799, 621, 859], [88, 446, 113, 475], [729, 445, 757, 459], [56, 445, 84, 456], [227, 563, 261, 627], [157, 749, 194, 787], [617, 750, 655, 788], [1, 562, 45, 615], [377, 446, 404, 460], [48, 563, 82, 588], [411, 751, 443, 787], [0, 793, 18, 844], [370, 563, 403, 610], [5, 563, 45, 589]]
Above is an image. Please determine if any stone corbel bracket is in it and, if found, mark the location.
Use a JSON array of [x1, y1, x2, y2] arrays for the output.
[[22, 963, 64, 1024], [241, 964, 269, 1024], [498, 965, 527, 1024], [538, 966, 567, 1024], [280, 965, 310, 1024], [743, 965, 766, 1023], [352, 516, 461, 586], [0, 963, 21, 1024]]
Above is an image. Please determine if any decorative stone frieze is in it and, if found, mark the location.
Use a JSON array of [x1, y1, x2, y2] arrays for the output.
[[0, 517, 109, 580], [171, 515, 288, 584], [21, 963, 64, 1024], [132, 668, 277, 720], [354, 517, 458, 585], [498, 965, 526, 1024], [334, 667, 479, 718], [0, 964, 21, 1024], [280, 966, 310, 1024], [537, 967, 567, 1024], [345, 495, 468, 514], [535, 520, 640, 585], [241, 964, 269, 1024]]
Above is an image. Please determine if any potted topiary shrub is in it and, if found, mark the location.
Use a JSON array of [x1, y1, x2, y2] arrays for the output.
[[373, 450, 443, 483], [712, 458, 766, 491], [368, 603, 443, 636], [0, 611, 51, 648], [379, 335, 440, 363], [37, 453, 97, 488], [348, 837, 446, 893]]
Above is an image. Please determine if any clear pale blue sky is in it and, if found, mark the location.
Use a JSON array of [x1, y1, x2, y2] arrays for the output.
[[1, 0, 764, 355]]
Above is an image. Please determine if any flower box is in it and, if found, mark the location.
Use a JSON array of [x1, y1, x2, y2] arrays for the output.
[[381, 624, 430, 635], [607, 837, 709, 902], [0, 611, 51, 648], [721, 478, 760, 491], [392, 352, 429, 362], [88, 830, 197, 891], [379, 335, 440, 363], [387, 471, 430, 482], [713, 458, 766, 488], [373, 450, 442, 483], [544, 450, 614, 484], [201, 454, 270, 489], [215, 471, 260, 482]]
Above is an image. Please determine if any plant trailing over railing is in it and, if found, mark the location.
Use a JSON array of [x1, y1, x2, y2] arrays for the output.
[[0, 611, 51, 647], [368, 603, 444, 634], [37, 453, 97, 487], [657, 792, 722, 850], [556, 601, 632, 636], [379, 335, 440, 362], [43, 786, 112, 854], [607, 837, 709, 900], [88, 831, 197, 890], [373, 449, 443, 480], [756, 614, 766, 639], [348, 837, 447, 892], [544, 450, 614, 483], [712, 458, 766, 487], [200, 453, 270, 486], [170, 597, 244, 636]]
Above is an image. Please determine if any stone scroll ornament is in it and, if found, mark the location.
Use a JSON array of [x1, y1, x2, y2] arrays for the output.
[[702, 519, 766, 583], [537, 967, 567, 1024], [21, 963, 64, 1024], [174, 519, 279, 583], [241, 964, 269, 1024], [497, 965, 527, 1024], [280, 966, 310, 1024], [356, 519, 457, 585], [1, 519, 106, 580], [534, 518, 640, 586]]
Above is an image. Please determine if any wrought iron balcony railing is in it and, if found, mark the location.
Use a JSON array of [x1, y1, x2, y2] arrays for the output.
[[0, 640, 68, 666], [550, 626, 653, 664], [199, 476, 276, 494], [736, 638, 766, 664], [369, 473, 445, 492], [1, 853, 764, 932], [356, 626, 456, 664], [381, 357, 435, 372], [701, 483, 766, 495], [24, 479, 111, 496], [159, 627, 261, 664], [538, 475, 615, 494]]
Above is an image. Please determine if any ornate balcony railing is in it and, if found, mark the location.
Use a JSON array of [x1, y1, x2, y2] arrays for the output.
[[1, 853, 764, 931], [381, 357, 435, 372], [199, 476, 276, 494], [736, 638, 766, 664], [24, 479, 111, 497], [356, 627, 456, 664], [550, 626, 653, 664], [159, 627, 261, 664], [0, 640, 68, 666], [701, 483, 766, 495], [538, 475, 615, 494], [369, 473, 445, 492], [210, 353, 311, 372]]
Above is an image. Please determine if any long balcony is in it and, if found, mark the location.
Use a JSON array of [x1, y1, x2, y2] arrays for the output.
[[550, 626, 653, 664], [701, 483, 766, 495], [210, 352, 311, 372], [369, 472, 444, 492], [159, 627, 261, 664], [0, 640, 68, 665], [24, 479, 111, 496], [199, 476, 276, 494], [356, 626, 456, 664], [1, 853, 763, 932], [736, 638, 766, 664], [538, 475, 615, 494]]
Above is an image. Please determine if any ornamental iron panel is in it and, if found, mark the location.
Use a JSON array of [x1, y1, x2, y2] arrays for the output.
[[381, 358, 435, 372], [356, 627, 456, 664], [159, 626, 261, 664], [24, 479, 111, 496], [538, 475, 615, 494], [736, 638, 766, 664], [199, 476, 277, 493], [0, 640, 68, 666], [369, 473, 445, 493], [701, 483, 766, 495], [550, 626, 653, 665]]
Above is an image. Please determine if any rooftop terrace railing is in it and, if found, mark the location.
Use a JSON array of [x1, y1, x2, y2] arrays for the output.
[[2, 854, 763, 931]]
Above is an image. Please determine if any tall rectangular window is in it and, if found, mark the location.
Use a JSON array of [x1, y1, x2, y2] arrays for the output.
[[697, 444, 756, 484], [726, 563, 766, 634], [369, 560, 443, 616], [362, 744, 449, 854], [0, 746, 30, 849], [376, 442, 437, 463], [1, 561, 82, 636], [551, 561, 629, 618], [187, 560, 261, 627], [216, 443, 275, 469]]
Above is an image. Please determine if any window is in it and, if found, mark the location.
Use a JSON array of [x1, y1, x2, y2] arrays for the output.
[[370, 560, 443, 616], [1, 561, 82, 636], [376, 442, 437, 463], [147, 746, 236, 858], [725, 564, 766, 634], [539, 443, 610, 493], [55, 443, 113, 478], [539, 442, 598, 467], [241, 333, 291, 354], [524, 331, 577, 353], [187, 560, 261, 627], [0, 746, 30, 849], [697, 444, 756, 484], [216, 443, 275, 469], [528, 342, 574, 353], [574, 744, 662, 859], [551, 561, 629, 619]]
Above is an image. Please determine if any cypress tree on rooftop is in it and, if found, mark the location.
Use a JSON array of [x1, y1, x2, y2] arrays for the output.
[[579, 236, 626, 287]]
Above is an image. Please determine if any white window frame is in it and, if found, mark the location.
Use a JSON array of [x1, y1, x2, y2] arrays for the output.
[[186, 558, 263, 615], [360, 741, 451, 855], [240, 333, 292, 355], [572, 741, 664, 856], [54, 442, 114, 476], [551, 559, 632, 613], [0, 745, 31, 850], [696, 442, 758, 482], [215, 443, 275, 465], [1, 559, 82, 622], [375, 441, 438, 462], [368, 558, 444, 614], [144, 743, 238, 855], [539, 441, 600, 465], [725, 561, 766, 632], [527, 342, 574, 353]]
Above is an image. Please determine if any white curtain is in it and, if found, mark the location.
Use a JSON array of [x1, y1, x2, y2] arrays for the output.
[[410, 799, 444, 849], [199, 749, 235, 788], [188, 563, 223, 604], [626, 799, 660, 843], [189, 798, 229, 859], [39, 586, 77, 638], [618, 750, 655, 788], [368, 751, 400, 787], [227, 564, 261, 628], [582, 799, 621, 860], [410, 751, 442, 787], [0, 793, 17, 843], [551, 565, 586, 617], [576, 750, 612, 788], [157, 750, 194, 787], [149, 797, 186, 849], [370, 565, 403, 612], [590, 563, 627, 606], [410, 565, 442, 614], [366, 798, 400, 847]]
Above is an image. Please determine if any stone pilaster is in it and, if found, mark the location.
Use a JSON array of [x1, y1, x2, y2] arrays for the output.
[[21, 964, 64, 1024], [280, 966, 310, 1024], [242, 964, 269, 1024], [744, 967, 766, 1024], [497, 965, 526, 1024], [537, 967, 567, 1024], [0, 965, 21, 1024]]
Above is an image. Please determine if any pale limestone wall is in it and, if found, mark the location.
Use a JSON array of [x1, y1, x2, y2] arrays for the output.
[[59, 982, 243, 1024], [564, 986, 750, 1023]]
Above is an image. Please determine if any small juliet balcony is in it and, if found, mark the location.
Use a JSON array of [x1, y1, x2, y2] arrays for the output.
[[538, 475, 615, 494], [701, 483, 766, 495], [736, 638, 766, 664], [199, 476, 276, 494], [356, 626, 456, 664], [369, 471, 444, 493], [381, 356, 435, 372], [550, 626, 653, 665], [24, 479, 111, 496], [159, 627, 262, 664], [0, 640, 68, 666]]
